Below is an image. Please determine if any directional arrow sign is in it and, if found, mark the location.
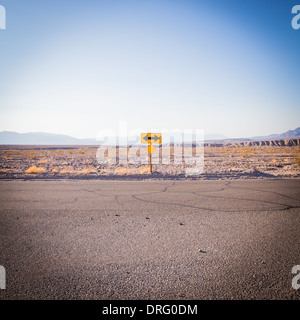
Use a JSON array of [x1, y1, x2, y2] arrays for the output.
[[141, 133, 162, 144]]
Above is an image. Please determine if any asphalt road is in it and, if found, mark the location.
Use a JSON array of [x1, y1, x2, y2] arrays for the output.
[[0, 179, 299, 300]]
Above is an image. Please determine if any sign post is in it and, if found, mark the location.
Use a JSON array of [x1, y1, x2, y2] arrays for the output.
[[141, 133, 162, 173]]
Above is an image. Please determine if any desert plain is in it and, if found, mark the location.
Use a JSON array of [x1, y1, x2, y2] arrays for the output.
[[0, 139, 299, 179]]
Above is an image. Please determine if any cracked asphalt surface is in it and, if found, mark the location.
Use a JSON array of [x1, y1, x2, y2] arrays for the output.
[[0, 179, 300, 300]]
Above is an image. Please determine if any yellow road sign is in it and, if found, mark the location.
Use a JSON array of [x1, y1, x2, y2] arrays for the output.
[[147, 145, 156, 154], [141, 133, 162, 144]]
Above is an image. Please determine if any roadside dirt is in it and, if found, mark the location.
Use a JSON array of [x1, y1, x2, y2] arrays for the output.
[[0, 143, 299, 180]]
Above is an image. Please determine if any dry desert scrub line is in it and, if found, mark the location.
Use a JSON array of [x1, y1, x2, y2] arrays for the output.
[[23, 150, 38, 160], [26, 166, 46, 174], [221, 148, 230, 155], [60, 166, 74, 174], [294, 152, 300, 166], [38, 158, 48, 164], [139, 165, 150, 174], [5, 150, 22, 156], [0, 168, 13, 173], [238, 146, 256, 158], [76, 167, 97, 175], [77, 149, 88, 154]]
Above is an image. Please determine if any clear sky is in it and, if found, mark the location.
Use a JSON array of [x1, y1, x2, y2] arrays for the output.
[[0, 0, 299, 139]]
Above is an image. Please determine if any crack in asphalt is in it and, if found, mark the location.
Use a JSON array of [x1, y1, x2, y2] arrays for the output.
[[190, 191, 297, 209], [54, 181, 300, 212], [7, 181, 300, 212], [81, 181, 177, 202], [13, 180, 298, 213], [226, 183, 300, 202], [131, 194, 215, 212], [114, 195, 122, 206], [130, 193, 298, 213], [57, 196, 79, 205], [128, 180, 300, 212], [129, 180, 300, 213]]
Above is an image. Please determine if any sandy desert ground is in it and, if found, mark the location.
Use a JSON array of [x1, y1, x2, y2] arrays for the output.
[[0, 141, 299, 180]]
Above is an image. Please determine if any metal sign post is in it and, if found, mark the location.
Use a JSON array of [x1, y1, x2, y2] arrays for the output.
[[141, 133, 162, 173]]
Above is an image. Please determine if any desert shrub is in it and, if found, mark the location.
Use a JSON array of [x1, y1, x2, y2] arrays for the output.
[[22, 150, 39, 160], [239, 146, 256, 158], [56, 150, 65, 157], [139, 165, 150, 174], [60, 166, 74, 174], [294, 152, 300, 166], [7, 150, 22, 156], [0, 168, 13, 173], [38, 158, 48, 164], [221, 148, 230, 155], [26, 166, 45, 174], [76, 167, 97, 175]]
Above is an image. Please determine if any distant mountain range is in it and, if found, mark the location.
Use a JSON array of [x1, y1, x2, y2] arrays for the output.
[[0, 131, 96, 145], [0, 128, 299, 145], [251, 127, 300, 140]]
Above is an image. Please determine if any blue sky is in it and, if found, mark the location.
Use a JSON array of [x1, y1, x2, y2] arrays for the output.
[[0, 0, 299, 139]]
